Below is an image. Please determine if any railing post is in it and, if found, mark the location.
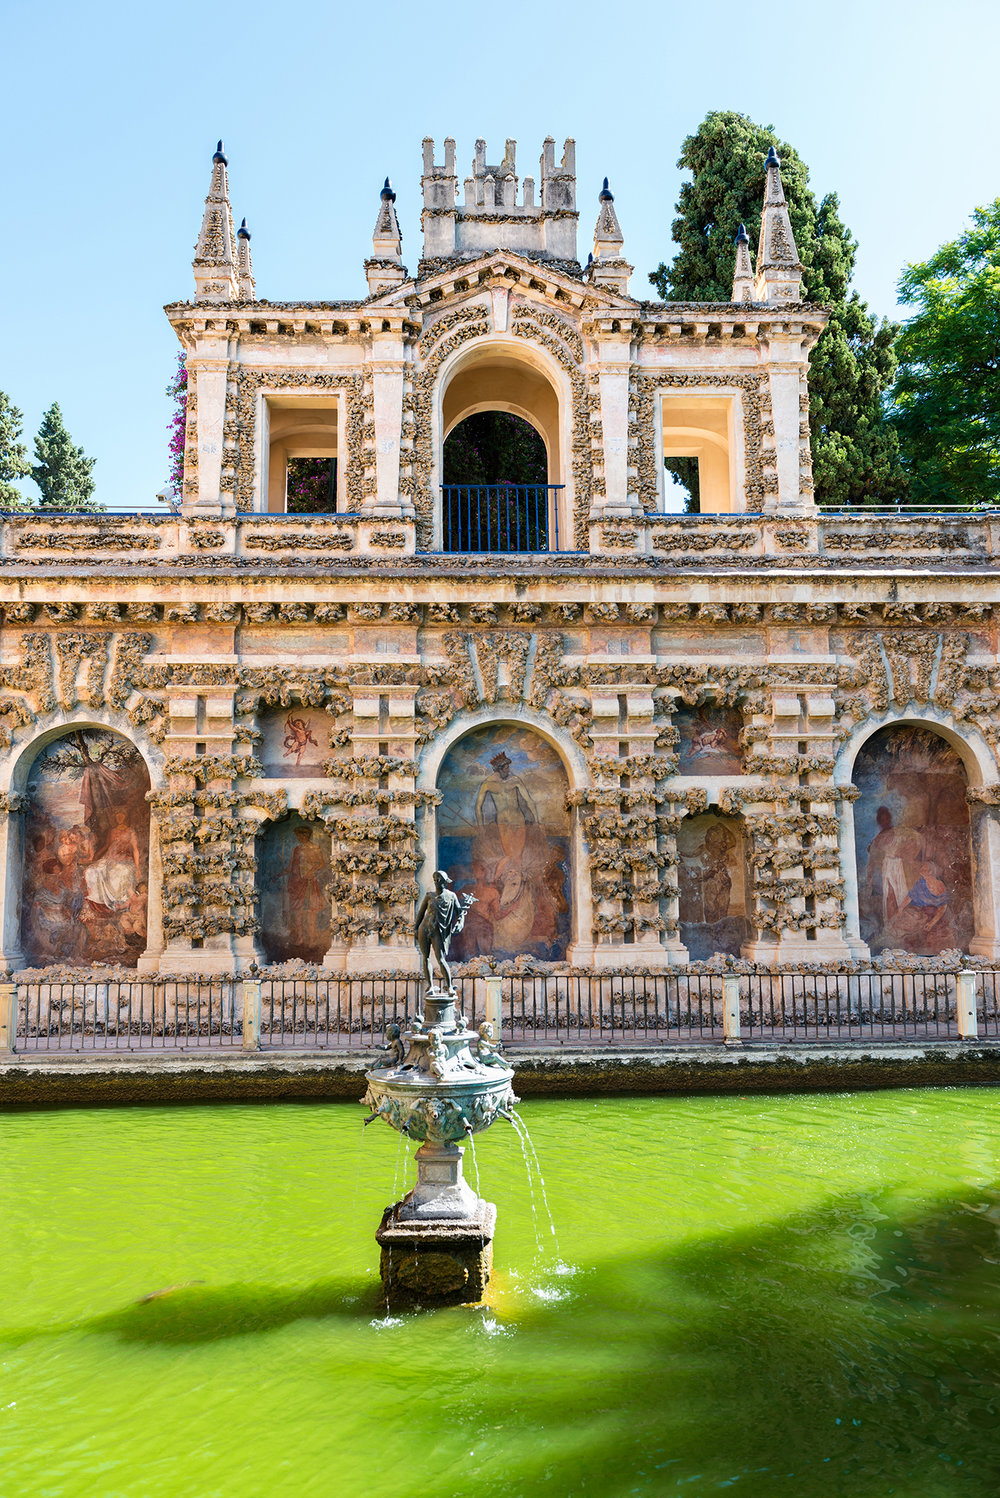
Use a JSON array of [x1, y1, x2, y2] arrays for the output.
[[0, 981, 15, 1054], [242, 979, 261, 1052], [956, 970, 978, 1040], [722, 975, 742, 1046], [484, 976, 503, 1037]]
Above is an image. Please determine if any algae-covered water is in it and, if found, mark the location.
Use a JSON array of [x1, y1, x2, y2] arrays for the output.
[[2, 1091, 1000, 1497]]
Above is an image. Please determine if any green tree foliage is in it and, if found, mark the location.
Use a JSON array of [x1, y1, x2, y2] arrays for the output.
[[0, 391, 33, 510], [650, 110, 901, 508], [442, 411, 547, 485], [32, 402, 100, 512], [890, 200, 1000, 507]]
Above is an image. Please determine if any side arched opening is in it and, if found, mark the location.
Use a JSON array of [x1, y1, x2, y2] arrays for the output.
[[852, 723, 974, 956], [19, 727, 151, 968]]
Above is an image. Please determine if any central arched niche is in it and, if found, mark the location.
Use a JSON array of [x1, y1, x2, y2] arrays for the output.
[[256, 813, 332, 963], [437, 724, 571, 962], [852, 724, 973, 956], [20, 727, 151, 968], [441, 349, 560, 482]]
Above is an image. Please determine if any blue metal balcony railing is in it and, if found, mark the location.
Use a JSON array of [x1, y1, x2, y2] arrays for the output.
[[441, 484, 562, 553]]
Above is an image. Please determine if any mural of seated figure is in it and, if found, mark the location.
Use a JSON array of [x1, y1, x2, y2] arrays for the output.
[[437, 725, 571, 963]]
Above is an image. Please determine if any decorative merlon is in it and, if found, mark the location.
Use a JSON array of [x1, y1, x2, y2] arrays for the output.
[[731, 223, 755, 303], [367, 178, 407, 294], [589, 178, 632, 295], [236, 219, 255, 301], [193, 141, 239, 302], [754, 148, 804, 304], [420, 135, 579, 266]]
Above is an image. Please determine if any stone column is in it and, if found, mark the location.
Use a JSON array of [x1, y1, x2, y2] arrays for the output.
[[0, 801, 25, 971], [969, 803, 1000, 959], [187, 332, 233, 516], [591, 326, 638, 519], [368, 323, 413, 520], [760, 329, 815, 515]]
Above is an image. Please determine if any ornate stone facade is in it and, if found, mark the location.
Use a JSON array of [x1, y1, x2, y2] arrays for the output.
[[1, 134, 998, 977]]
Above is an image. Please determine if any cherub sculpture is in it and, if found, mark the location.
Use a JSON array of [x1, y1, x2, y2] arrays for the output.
[[376, 1021, 406, 1068], [476, 1021, 508, 1068]]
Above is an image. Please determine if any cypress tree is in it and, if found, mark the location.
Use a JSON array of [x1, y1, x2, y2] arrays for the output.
[[650, 111, 901, 508], [0, 392, 32, 510], [32, 403, 100, 512]]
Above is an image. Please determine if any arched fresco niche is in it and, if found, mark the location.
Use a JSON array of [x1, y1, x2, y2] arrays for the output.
[[674, 704, 743, 776], [678, 812, 749, 959], [437, 724, 571, 962], [259, 707, 327, 779], [20, 728, 151, 968], [853, 724, 973, 956], [256, 813, 332, 963]]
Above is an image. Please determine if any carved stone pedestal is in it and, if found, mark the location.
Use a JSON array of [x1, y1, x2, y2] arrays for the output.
[[375, 1199, 497, 1306]]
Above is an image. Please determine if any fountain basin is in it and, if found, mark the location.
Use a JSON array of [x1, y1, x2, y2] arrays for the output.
[[362, 1068, 517, 1146]]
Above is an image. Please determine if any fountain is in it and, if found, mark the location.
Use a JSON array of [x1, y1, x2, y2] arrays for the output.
[[361, 870, 518, 1304]]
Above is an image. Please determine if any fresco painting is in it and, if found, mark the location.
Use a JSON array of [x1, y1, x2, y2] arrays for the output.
[[260, 709, 326, 778], [678, 812, 748, 959], [854, 726, 973, 956], [21, 729, 150, 968], [257, 813, 332, 963], [675, 705, 743, 776], [437, 725, 571, 962]]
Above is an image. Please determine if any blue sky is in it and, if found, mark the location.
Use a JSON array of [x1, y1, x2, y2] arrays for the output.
[[2, 0, 997, 511]]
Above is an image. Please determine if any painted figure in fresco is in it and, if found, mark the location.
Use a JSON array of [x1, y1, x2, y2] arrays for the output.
[[415, 870, 476, 993], [282, 714, 319, 768], [438, 726, 572, 963], [85, 808, 142, 910], [899, 862, 950, 933], [283, 824, 329, 954], [474, 751, 540, 871], [680, 822, 735, 924], [21, 729, 150, 968], [865, 808, 922, 922]]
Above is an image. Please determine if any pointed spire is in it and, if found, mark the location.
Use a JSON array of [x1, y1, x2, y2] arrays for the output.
[[366, 176, 407, 294], [236, 218, 255, 301], [193, 139, 238, 301], [754, 147, 804, 303], [590, 178, 631, 294], [731, 222, 755, 303]]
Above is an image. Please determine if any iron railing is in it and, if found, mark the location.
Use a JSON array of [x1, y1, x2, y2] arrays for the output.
[[5, 968, 993, 1054], [441, 484, 562, 553]]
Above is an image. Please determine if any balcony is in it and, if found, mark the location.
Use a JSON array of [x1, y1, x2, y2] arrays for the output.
[[440, 484, 562, 554]]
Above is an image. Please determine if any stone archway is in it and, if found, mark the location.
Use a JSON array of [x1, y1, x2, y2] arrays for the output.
[[436, 722, 572, 962], [19, 727, 151, 968], [852, 723, 973, 956]]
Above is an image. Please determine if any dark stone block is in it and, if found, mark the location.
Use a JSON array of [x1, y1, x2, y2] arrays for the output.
[[375, 1200, 497, 1306]]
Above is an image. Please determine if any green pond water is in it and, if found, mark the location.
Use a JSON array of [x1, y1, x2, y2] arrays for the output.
[[2, 1091, 1000, 1498]]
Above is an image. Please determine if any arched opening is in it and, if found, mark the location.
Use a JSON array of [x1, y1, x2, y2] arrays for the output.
[[20, 728, 150, 968], [256, 813, 332, 964], [439, 345, 564, 552], [852, 724, 973, 956], [678, 812, 749, 959], [436, 723, 571, 962]]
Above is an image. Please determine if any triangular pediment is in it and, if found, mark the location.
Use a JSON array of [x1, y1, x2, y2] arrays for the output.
[[366, 247, 638, 316]]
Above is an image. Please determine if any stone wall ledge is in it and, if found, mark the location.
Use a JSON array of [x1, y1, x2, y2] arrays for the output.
[[3, 1041, 1000, 1107], [1, 510, 997, 571]]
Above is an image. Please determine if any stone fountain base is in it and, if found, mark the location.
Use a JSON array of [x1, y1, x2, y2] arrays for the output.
[[376, 1199, 497, 1306]]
